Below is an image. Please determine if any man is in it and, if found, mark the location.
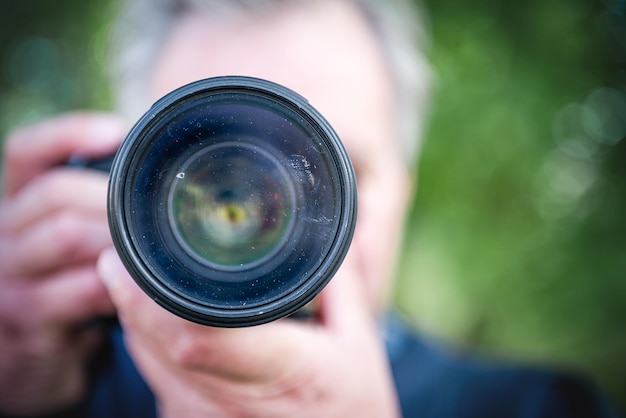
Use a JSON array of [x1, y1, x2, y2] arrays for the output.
[[0, 0, 619, 417]]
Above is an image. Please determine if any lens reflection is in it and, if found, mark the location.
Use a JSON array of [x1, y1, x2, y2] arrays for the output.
[[169, 141, 296, 269]]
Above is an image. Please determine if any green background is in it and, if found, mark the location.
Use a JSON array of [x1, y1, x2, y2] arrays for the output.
[[1, 0, 625, 411]]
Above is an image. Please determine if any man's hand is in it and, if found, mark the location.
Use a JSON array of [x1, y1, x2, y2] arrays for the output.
[[98, 248, 400, 418], [0, 113, 123, 415]]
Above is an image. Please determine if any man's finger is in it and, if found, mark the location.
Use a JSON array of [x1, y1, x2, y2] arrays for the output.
[[2, 112, 124, 196], [0, 264, 115, 331], [0, 169, 108, 233], [317, 256, 373, 335], [96, 248, 320, 380], [3, 213, 112, 277]]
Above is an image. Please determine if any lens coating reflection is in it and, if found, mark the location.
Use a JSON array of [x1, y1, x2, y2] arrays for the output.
[[169, 141, 296, 269]]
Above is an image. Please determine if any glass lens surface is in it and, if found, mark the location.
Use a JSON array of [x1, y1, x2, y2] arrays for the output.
[[168, 141, 296, 269]]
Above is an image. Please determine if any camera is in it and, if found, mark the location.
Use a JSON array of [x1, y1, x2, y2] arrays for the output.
[[85, 76, 356, 328]]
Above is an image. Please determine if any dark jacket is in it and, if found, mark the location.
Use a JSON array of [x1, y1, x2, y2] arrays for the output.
[[31, 314, 620, 418]]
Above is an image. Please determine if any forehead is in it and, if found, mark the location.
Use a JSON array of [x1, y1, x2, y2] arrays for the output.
[[151, 0, 397, 160]]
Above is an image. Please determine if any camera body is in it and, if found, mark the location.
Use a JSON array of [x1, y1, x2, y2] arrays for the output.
[[92, 76, 356, 327]]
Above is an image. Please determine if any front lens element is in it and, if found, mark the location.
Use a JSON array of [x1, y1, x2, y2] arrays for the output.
[[109, 76, 356, 326], [169, 141, 296, 269]]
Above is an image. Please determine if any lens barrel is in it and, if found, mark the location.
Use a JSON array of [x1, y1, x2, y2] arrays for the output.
[[108, 76, 356, 327]]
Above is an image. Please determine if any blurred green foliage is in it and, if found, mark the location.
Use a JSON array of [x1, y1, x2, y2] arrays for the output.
[[0, 0, 624, 411], [0, 0, 114, 134], [396, 0, 626, 409]]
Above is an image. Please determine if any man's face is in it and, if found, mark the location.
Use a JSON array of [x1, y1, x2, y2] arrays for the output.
[[150, 0, 411, 312]]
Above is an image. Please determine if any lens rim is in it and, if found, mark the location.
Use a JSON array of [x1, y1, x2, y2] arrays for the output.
[[108, 76, 356, 327]]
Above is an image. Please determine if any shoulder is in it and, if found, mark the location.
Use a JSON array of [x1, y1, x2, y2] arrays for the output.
[[384, 313, 621, 418]]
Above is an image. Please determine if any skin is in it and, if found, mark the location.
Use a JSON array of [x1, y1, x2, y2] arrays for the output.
[[0, 0, 412, 416], [0, 113, 122, 414]]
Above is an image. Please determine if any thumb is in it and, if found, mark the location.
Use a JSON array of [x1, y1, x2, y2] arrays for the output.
[[96, 247, 147, 322], [96, 247, 197, 341], [96, 247, 124, 293]]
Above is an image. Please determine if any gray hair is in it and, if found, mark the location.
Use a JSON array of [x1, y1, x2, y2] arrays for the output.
[[109, 0, 431, 165]]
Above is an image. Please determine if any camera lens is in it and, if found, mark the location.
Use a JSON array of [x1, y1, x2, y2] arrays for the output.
[[108, 76, 356, 327], [169, 141, 296, 270]]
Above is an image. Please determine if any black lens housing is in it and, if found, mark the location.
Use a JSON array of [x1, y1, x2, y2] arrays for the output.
[[108, 76, 356, 327]]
